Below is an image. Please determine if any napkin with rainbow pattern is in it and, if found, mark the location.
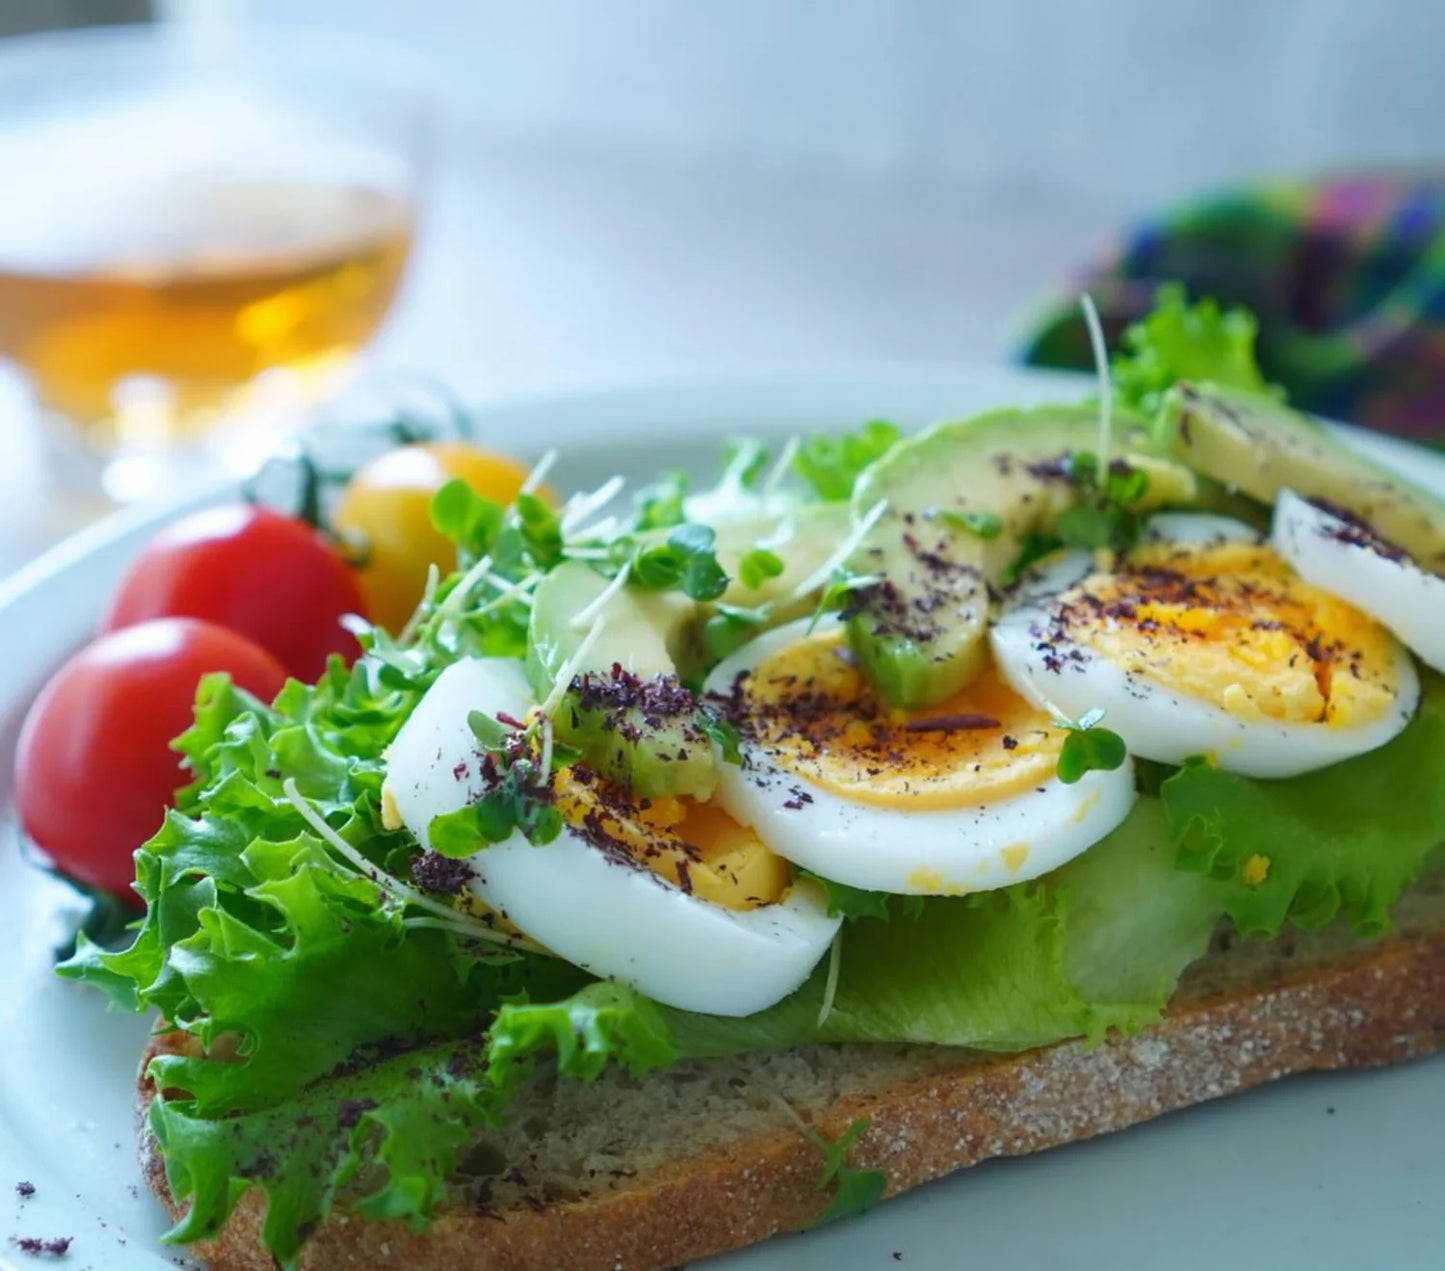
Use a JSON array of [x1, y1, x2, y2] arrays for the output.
[[1021, 174, 1445, 444]]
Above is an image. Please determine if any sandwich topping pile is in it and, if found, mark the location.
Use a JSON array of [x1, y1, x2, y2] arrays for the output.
[[60, 288, 1445, 1264]]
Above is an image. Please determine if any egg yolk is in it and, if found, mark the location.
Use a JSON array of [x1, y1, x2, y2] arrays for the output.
[[1055, 540, 1400, 727], [552, 768, 789, 910], [729, 630, 1064, 809]]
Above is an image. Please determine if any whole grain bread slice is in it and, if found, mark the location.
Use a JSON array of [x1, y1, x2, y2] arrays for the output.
[[138, 877, 1445, 1271]]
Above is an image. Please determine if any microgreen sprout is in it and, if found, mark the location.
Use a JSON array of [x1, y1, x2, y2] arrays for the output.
[[1053, 708, 1128, 784], [760, 435, 800, 499], [571, 565, 633, 631], [792, 419, 901, 501], [560, 474, 626, 535], [1048, 294, 1152, 556], [540, 616, 609, 718], [753, 1086, 887, 1228], [632, 470, 689, 530], [518, 448, 557, 496], [787, 499, 888, 606], [805, 569, 883, 635], [818, 927, 843, 1026], [737, 546, 785, 590], [937, 508, 1003, 539], [1080, 293, 1113, 483], [695, 708, 743, 765], [281, 778, 550, 954], [397, 563, 442, 643]]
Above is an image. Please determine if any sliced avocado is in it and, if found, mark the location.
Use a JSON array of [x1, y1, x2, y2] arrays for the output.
[[711, 501, 852, 611], [528, 560, 715, 800], [847, 405, 1199, 708], [1162, 381, 1445, 574]]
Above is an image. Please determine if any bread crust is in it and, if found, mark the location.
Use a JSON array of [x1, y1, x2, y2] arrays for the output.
[[138, 931, 1445, 1271]]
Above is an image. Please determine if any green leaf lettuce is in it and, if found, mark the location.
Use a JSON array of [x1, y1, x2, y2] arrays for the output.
[[1163, 671, 1445, 939], [1112, 282, 1278, 416], [154, 981, 672, 1265], [663, 797, 1226, 1055]]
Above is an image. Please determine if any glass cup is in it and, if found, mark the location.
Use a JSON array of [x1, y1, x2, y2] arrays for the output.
[[0, 23, 429, 502]]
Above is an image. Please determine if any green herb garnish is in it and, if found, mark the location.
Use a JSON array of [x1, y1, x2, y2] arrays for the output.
[[738, 546, 785, 589], [1055, 708, 1128, 784], [938, 508, 1003, 539], [703, 603, 770, 661], [632, 470, 689, 530], [797, 868, 926, 923], [1050, 451, 1151, 553], [806, 566, 880, 635], [793, 420, 901, 501], [434, 714, 563, 852], [718, 437, 770, 492], [514, 492, 564, 569], [804, 1116, 888, 1228], [629, 523, 730, 601], [695, 707, 743, 765], [429, 478, 506, 560], [1001, 530, 1064, 585]]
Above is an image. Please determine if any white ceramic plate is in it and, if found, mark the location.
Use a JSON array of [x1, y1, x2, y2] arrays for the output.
[[1, 366, 1442, 1271]]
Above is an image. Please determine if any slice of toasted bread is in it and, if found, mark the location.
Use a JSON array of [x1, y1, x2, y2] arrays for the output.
[[138, 877, 1445, 1271]]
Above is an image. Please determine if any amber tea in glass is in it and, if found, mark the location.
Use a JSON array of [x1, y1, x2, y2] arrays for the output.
[[0, 27, 427, 496], [0, 175, 414, 445]]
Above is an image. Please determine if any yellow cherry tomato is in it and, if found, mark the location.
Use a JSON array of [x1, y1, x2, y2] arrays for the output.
[[334, 442, 545, 634]]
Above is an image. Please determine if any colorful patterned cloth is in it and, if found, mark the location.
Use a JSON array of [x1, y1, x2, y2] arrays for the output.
[[1019, 175, 1445, 444]]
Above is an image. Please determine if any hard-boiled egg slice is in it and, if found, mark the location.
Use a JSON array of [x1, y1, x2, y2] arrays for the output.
[[382, 656, 839, 1017], [1140, 511, 1267, 548], [990, 514, 1419, 778], [1272, 488, 1445, 674], [702, 615, 1136, 896]]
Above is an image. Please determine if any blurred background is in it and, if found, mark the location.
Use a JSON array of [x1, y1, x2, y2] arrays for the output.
[[3, 0, 1444, 572]]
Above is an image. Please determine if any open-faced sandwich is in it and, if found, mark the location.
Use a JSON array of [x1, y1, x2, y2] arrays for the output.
[[58, 287, 1445, 1269]]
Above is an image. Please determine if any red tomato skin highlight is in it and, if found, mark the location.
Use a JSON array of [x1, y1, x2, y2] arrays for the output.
[[13, 617, 288, 899], [103, 504, 365, 681]]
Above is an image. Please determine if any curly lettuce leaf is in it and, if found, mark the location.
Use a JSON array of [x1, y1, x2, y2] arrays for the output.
[[1112, 282, 1278, 416], [68, 817, 568, 1116], [486, 980, 676, 1089], [60, 647, 588, 1117], [1162, 672, 1445, 939], [152, 1046, 459, 1260], [152, 982, 672, 1268], [146, 846, 553, 1115], [664, 797, 1224, 1055]]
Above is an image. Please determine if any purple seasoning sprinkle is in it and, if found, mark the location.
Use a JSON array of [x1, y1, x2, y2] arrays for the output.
[[903, 713, 1001, 733]]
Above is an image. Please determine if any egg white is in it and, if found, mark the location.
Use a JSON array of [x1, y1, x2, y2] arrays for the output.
[[990, 515, 1421, 778], [703, 616, 1137, 896], [1272, 488, 1445, 674], [1005, 513, 1264, 607], [383, 656, 840, 1017], [1140, 511, 1267, 548]]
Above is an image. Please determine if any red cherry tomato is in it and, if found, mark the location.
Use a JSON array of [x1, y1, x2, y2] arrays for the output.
[[14, 618, 288, 899], [103, 504, 365, 681]]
